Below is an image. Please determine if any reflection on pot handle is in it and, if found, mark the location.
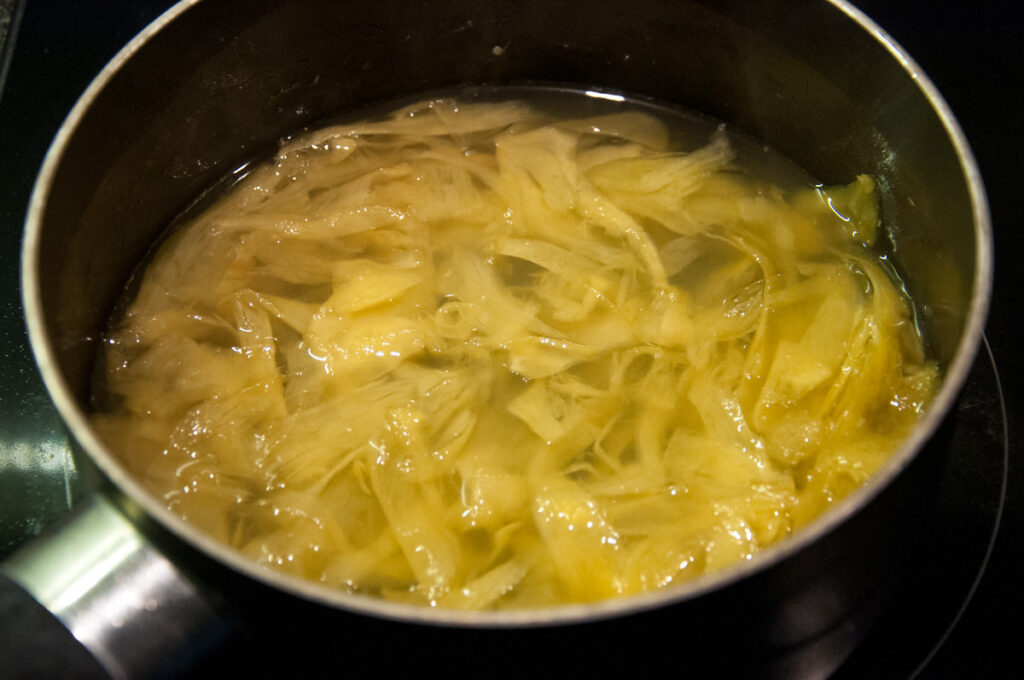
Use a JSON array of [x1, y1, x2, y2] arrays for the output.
[[1, 495, 229, 679]]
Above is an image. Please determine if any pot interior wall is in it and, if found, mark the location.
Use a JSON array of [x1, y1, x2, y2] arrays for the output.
[[36, 0, 976, 402]]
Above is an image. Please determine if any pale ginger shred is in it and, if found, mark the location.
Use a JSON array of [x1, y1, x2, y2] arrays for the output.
[[93, 94, 937, 609]]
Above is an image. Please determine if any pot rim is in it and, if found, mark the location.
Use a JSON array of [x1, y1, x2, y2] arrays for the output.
[[20, 0, 993, 627]]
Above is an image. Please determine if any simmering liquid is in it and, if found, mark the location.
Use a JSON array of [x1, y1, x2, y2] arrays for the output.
[[92, 88, 936, 609]]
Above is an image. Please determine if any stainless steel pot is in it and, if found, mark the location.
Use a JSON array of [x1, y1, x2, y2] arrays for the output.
[[5, 0, 991, 677]]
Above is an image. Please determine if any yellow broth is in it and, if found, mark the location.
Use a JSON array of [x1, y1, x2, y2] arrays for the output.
[[92, 91, 936, 609]]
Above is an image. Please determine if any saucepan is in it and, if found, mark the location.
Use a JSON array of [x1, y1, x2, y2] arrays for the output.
[[2, 0, 990, 677]]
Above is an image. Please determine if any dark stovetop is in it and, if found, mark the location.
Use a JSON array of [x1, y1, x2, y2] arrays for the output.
[[1, 1, 1020, 677]]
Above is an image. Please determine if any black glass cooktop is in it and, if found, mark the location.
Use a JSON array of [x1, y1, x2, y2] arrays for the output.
[[1, 1, 1020, 677]]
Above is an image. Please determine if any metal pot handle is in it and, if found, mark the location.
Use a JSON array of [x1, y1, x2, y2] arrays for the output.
[[1, 494, 230, 679]]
